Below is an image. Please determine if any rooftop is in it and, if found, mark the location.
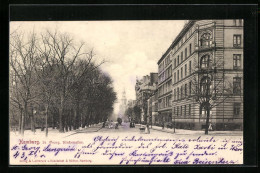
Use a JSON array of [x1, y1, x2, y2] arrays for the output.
[[157, 20, 195, 65]]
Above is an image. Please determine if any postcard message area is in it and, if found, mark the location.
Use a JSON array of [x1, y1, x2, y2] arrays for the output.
[[10, 133, 243, 165]]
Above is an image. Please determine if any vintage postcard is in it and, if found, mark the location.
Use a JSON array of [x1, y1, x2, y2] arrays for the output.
[[9, 20, 244, 165]]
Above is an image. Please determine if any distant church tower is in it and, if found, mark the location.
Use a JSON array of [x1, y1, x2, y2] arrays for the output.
[[118, 88, 127, 120], [121, 89, 127, 106]]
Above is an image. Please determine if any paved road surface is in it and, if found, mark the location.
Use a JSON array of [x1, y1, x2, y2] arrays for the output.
[[68, 121, 242, 137]]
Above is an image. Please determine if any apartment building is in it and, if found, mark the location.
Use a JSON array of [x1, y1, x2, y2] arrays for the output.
[[158, 20, 243, 130], [157, 45, 173, 125], [135, 73, 158, 123]]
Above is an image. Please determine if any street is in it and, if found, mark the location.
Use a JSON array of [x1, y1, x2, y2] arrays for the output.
[[65, 122, 243, 138], [9, 121, 243, 140]]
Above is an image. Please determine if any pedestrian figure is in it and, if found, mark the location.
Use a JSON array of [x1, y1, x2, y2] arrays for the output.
[[209, 123, 213, 131], [145, 124, 150, 134], [110, 120, 113, 128], [162, 122, 164, 129], [108, 120, 110, 129], [115, 123, 119, 129]]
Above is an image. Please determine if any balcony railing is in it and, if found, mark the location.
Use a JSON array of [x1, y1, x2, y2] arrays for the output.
[[195, 42, 216, 52]]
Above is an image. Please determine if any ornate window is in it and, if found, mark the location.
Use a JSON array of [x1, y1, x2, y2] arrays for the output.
[[189, 81, 192, 95], [181, 67, 183, 79], [233, 54, 241, 69], [233, 77, 241, 95], [181, 86, 183, 99], [188, 104, 191, 116], [199, 105, 207, 117], [185, 64, 187, 76], [200, 32, 212, 47], [168, 96, 172, 106], [189, 43, 192, 55], [189, 61, 192, 74], [233, 103, 241, 117], [200, 76, 211, 96], [200, 54, 211, 69], [185, 48, 187, 59], [233, 35, 241, 47], [185, 84, 187, 96], [199, 103, 212, 117], [177, 87, 179, 100]]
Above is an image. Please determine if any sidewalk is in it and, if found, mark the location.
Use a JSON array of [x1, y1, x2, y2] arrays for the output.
[[74, 123, 103, 133], [138, 124, 243, 136]]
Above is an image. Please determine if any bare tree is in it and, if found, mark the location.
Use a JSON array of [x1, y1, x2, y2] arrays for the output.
[[10, 28, 117, 136], [34, 58, 57, 136], [10, 31, 40, 135], [68, 51, 105, 129], [40, 30, 107, 132], [187, 55, 237, 134], [39, 30, 87, 132]]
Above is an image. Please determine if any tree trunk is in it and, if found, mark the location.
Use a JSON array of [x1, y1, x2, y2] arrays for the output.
[[52, 112, 55, 129], [45, 104, 49, 137], [41, 118, 44, 131], [59, 97, 64, 133], [65, 113, 68, 132], [76, 103, 80, 129], [73, 107, 77, 130], [21, 111, 24, 136], [146, 124, 150, 134], [86, 109, 91, 127], [68, 109, 71, 131], [59, 107, 64, 132], [205, 106, 210, 135], [30, 106, 36, 132], [21, 103, 28, 136], [19, 109, 22, 134], [79, 104, 83, 128], [69, 109, 72, 130], [68, 118, 72, 130]]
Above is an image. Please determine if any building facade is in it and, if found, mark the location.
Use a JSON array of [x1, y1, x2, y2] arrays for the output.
[[157, 42, 173, 126], [127, 99, 136, 109], [151, 88, 159, 125], [147, 87, 158, 126], [125, 99, 136, 122], [135, 73, 158, 124], [157, 20, 243, 130]]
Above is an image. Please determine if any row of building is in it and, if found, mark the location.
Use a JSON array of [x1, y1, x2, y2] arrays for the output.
[[131, 20, 243, 130]]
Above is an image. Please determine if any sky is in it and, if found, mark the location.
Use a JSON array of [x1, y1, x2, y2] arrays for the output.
[[10, 20, 186, 115]]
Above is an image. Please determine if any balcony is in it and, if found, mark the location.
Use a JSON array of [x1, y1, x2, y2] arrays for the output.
[[195, 42, 216, 52]]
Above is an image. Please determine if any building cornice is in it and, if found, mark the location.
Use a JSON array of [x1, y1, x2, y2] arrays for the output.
[[157, 20, 196, 65]]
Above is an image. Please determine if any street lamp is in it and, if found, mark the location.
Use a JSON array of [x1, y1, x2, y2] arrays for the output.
[[150, 115, 152, 128], [173, 115, 176, 133]]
